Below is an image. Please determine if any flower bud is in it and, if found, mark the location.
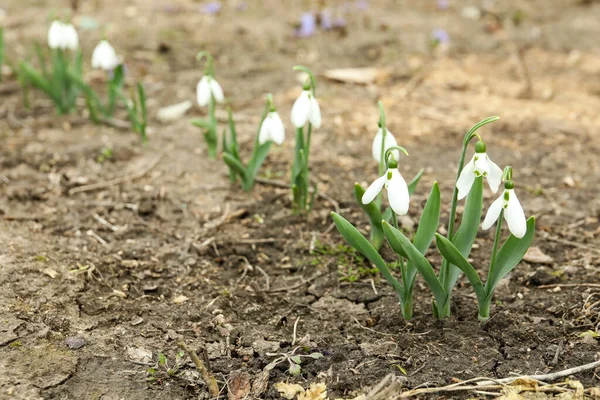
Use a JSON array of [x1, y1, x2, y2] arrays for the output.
[[475, 140, 486, 153]]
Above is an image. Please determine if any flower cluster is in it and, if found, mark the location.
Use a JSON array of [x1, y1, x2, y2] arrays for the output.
[[48, 21, 79, 51]]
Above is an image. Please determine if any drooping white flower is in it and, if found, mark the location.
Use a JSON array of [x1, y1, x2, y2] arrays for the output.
[[372, 127, 399, 163], [92, 40, 120, 71], [196, 75, 224, 106], [291, 89, 321, 128], [456, 141, 502, 200], [258, 111, 285, 145], [362, 163, 410, 216], [482, 182, 527, 238], [47, 21, 79, 50]]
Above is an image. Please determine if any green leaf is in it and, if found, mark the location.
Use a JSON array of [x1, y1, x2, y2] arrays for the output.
[[435, 234, 485, 301], [354, 183, 385, 250], [246, 142, 271, 187], [407, 169, 425, 195], [222, 153, 247, 185], [486, 217, 536, 295], [191, 118, 211, 130], [404, 182, 441, 288], [19, 61, 54, 98], [226, 108, 240, 159], [290, 355, 302, 364], [441, 176, 483, 292], [382, 221, 446, 307], [137, 82, 147, 124], [331, 212, 404, 299], [288, 363, 301, 376], [307, 352, 323, 359]]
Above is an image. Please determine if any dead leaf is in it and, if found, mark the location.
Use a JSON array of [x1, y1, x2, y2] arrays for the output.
[[510, 377, 539, 390], [126, 346, 152, 363], [228, 370, 251, 400], [299, 382, 327, 400], [274, 382, 305, 399], [323, 68, 388, 85], [43, 268, 58, 278], [523, 247, 554, 264], [251, 369, 270, 397], [173, 295, 189, 304], [156, 101, 192, 123]]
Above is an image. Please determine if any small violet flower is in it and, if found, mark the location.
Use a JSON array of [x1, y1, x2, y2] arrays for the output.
[[48, 20, 79, 51], [196, 75, 224, 106], [258, 111, 285, 145], [482, 180, 527, 238], [362, 157, 410, 216], [432, 28, 450, 44], [456, 141, 502, 200], [91, 40, 120, 71], [320, 9, 333, 30], [290, 86, 321, 128], [371, 127, 399, 164], [296, 13, 316, 38], [437, 0, 449, 10], [201, 1, 221, 15]]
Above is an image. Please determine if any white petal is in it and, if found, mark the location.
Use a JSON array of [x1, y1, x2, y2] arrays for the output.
[[63, 24, 79, 50], [209, 78, 224, 103], [482, 193, 504, 230], [269, 112, 285, 145], [258, 116, 274, 145], [504, 189, 527, 238], [474, 152, 489, 175], [308, 95, 321, 128], [92, 40, 119, 70], [387, 169, 410, 215], [486, 157, 503, 193], [371, 129, 399, 163], [291, 91, 310, 128], [196, 76, 211, 107], [48, 21, 62, 49], [362, 175, 386, 205], [456, 157, 476, 200]]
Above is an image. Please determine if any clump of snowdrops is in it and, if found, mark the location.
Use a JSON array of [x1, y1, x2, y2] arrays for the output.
[[17, 19, 147, 142], [333, 115, 535, 321]]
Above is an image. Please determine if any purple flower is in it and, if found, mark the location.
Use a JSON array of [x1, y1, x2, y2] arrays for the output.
[[356, 0, 369, 11], [320, 9, 332, 30], [437, 0, 449, 10], [201, 1, 221, 15], [432, 28, 450, 44], [295, 12, 316, 38]]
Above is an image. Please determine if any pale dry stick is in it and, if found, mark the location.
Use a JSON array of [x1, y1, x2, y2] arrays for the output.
[[177, 340, 220, 398], [86, 229, 107, 245], [268, 273, 320, 293], [235, 238, 282, 245], [538, 283, 600, 290], [254, 265, 271, 291], [291, 316, 301, 346], [68, 153, 164, 195], [93, 213, 121, 232], [475, 359, 600, 386], [351, 316, 396, 338]]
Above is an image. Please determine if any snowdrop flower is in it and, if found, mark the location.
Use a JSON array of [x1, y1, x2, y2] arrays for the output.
[[456, 141, 502, 200], [48, 21, 79, 50], [371, 127, 399, 163], [91, 40, 120, 71], [196, 75, 224, 106], [291, 84, 321, 128], [482, 180, 527, 238], [259, 110, 285, 145], [362, 157, 410, 215]]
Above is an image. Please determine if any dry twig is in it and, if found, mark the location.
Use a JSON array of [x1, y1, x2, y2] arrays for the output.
[[177, 340, 220, 397]]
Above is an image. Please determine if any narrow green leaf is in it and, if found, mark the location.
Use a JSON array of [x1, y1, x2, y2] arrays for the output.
[[226, 108, 240, 159], [354, 183, 384, 250], [191, 118, 211, 130], [486, 217, 536, 294], [332, 213, 404, 298], [222, 153, 247, 185], [407, 168, 425, 195], [404, 182, 441, 287], [442, 176, 483, 291], [247, 142, 271, 183], [137, 83, 147, 123], [435, 234, 485, 301], [382, 221, 446, 306]]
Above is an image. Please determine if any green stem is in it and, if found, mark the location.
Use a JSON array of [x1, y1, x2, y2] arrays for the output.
[[376, 101, 387, 209], [486, 209, 504, 294], [208, 96, 217, 158], [478, 297, 491, 322], [401, 285, 414, 320]]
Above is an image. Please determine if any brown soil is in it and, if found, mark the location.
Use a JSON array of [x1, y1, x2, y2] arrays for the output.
[[1, 0, 600, 399]]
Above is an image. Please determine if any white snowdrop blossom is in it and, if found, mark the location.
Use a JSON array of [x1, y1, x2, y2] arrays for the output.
[[48, 21, 79, 51], [91, 40, 120, 71], [362, 164, 410, 216], [482, 182, 527, 238], [258, 111, 285, 145], [196, 75, 224, 107], [456, 142, 502, 200], [291, 89, 321, 128], [372, 128, 399, 163]]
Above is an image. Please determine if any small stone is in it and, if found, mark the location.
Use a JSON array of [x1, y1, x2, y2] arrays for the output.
[[173, 295, 189, 304], [65, 336, 86, 350], [130, 317, 144, 326], [524, 247, 554, 264]]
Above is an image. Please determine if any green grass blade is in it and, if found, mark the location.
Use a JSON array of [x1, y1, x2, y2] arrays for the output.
[[222, 153, 248, 187], [486, 217, 536, 295], [332, 213, 404, 299], [246, 142, 272, 188], [407, 168, 425, 195]]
